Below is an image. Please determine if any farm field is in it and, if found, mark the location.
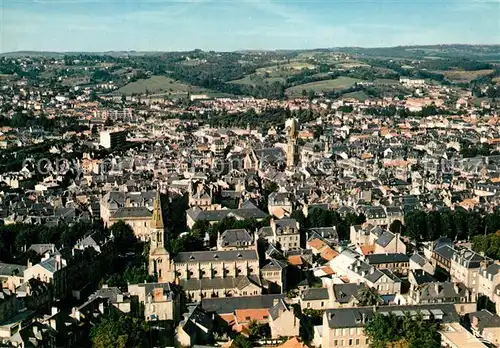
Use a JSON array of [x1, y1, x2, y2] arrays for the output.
[[286, 76, 363, 96], [117, 75, 204, 95], [439, 69, 494, 82], [341, 91, 370, 101], [229, 75, 286, 86]]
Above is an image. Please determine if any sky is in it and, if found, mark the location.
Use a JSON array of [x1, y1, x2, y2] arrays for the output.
[[1, 0, 499, 52]]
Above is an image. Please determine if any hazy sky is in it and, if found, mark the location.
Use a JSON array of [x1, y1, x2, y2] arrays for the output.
[[1, 0, 499, 52]]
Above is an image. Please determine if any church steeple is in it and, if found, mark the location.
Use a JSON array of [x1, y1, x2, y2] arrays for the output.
[[286, 118, 299, 168], [148, 187, 172, 282], [150, 189, 164, 230]]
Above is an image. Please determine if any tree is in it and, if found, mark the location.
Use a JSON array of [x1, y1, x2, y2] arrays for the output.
[[248, 320, 270, 339], [307, 89, 315, 102], [389, 220, 405, 235], [365, 312, 441, 348], [90, 312, 150, 348], [110, 221, 137, 250], [364, 313, 402, 348], [356, 286, 382, 306], [232, 334, 253, 348]]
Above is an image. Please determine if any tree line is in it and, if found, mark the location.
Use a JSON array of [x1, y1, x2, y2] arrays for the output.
[[403, 209, 500, 242]]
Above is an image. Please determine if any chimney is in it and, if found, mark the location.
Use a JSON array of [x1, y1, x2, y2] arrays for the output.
[[51, 307, 58, 316], [27, 259, 32, 268], [33, 325, 38, 335]]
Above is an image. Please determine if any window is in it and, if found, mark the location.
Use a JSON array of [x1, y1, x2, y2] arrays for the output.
[[356, 339, 359, 345], [349, 339, 353, 346], [245, 316, 250, 320], [334, 340, 338, 346], [321, 301, 324, 307]]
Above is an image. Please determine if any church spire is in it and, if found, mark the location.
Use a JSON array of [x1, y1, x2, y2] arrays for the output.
[[150, 189, 163, 229]]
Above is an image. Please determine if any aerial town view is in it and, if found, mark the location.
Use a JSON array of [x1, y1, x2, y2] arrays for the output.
[[0, 0, 499, 347]]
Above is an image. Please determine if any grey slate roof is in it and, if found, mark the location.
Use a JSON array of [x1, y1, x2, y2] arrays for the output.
[[0, 263, 26, 276], [201, 294, 284, 314], [325, 303, 460, 329], [268, 299, 289, 321], [366, 253, 409, 265], [434, 244, 455, 261], [110, 206, 151, 219], [375, 231, 396, 247], [262, 258, 287, 270], [301, 288, 329, 301], [180, 275, 261, 291], [470, 310, 500, 331], [173, 249, 258, 263], [219, 229, 253, 247], [333, 283, 365, 304], [410, 253, 427, 267]]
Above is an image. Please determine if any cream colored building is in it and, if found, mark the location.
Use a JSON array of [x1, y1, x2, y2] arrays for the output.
[[450, 248, 493, 299], [127, 282, 180, 322], [477, 263, 500, 313], [269, 299, 300, 339], [319, 303, 461, 348]]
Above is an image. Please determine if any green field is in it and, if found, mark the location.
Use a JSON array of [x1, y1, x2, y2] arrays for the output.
[[286, 76, 363, 96], [342, 91, 370, 101], [117, 76, 204, 95], [229, 74, 286, 86], [374, 78, 399, 85]]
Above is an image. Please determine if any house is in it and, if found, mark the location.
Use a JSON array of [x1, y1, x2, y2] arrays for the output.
[[319, 303, 460, 348], [0, 263, 26, 291], [259, 218, 301, 251], [217, 229, 255, 251], [181, 275, 262, 302], [300, 288, 330, 310], [261, 258, 288, 293], [431, 240, 456, 272], [477, 262, 499, 314], [176, 305, 213, 347], [330, 249, 402, 295], [365, 253, 410, 275], [373, 231, 406, 255], [450, 248, 493, 298], [268, 298, 300, 339], [408, 281, 470, 305], [127, 282, 180, 322], [89, 285, 133, 314], [470, 310, 500, 346], [268, 192, 294, 218], [409, 252, 435, 275]]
